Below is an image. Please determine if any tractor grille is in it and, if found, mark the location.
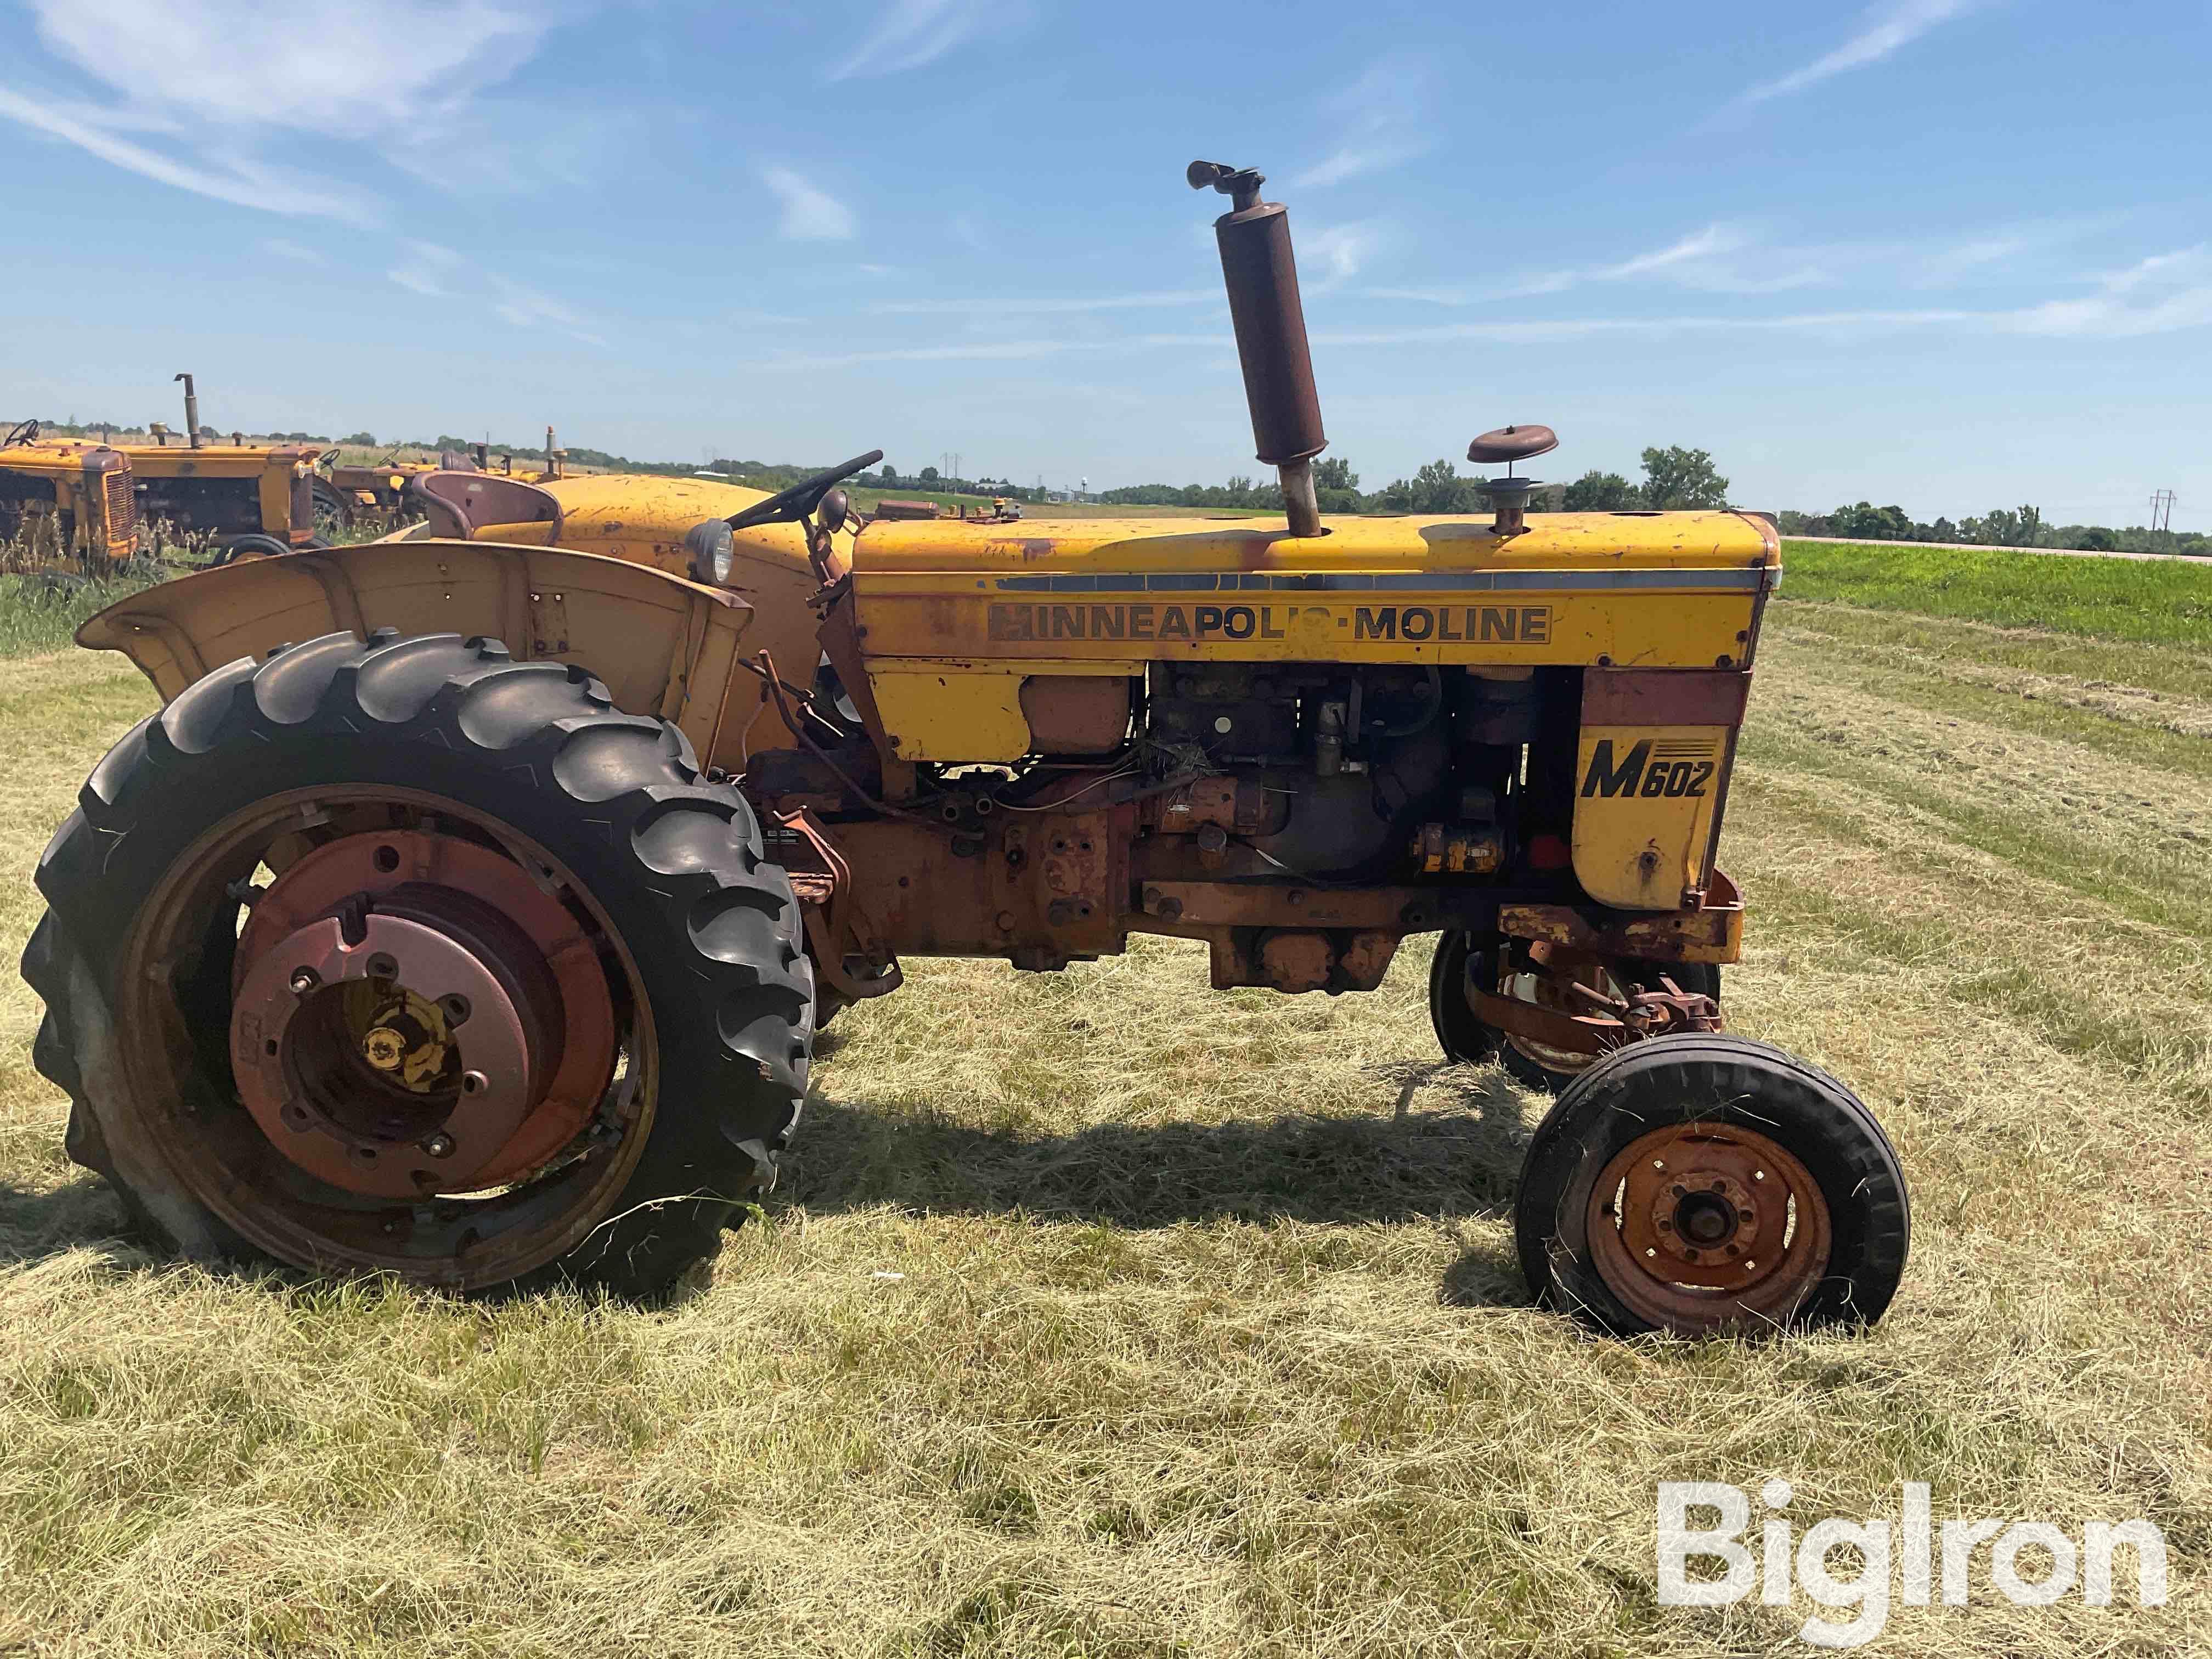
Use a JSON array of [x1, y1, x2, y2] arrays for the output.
[[104, 467, 137, 544]]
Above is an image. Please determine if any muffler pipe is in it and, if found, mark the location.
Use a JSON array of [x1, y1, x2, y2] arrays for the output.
[[1188, 161, 1327, 538], [174, 372, 201, 449]]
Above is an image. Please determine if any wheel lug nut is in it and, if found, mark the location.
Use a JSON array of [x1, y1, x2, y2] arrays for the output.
[[421, 1133, 456, 1159], [290, 968, 319, 993]]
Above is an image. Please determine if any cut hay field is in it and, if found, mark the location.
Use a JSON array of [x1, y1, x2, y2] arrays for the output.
[[1, 548, 2207, 1656]]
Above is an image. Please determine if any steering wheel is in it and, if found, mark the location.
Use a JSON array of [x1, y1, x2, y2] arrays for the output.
[[3, 419, 38, 449], [725, 450, 883, 533]]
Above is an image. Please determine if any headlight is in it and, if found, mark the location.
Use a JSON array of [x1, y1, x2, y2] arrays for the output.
[[684, 518, 735, 585]]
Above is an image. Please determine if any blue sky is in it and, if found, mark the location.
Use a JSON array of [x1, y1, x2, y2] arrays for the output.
[[3, 0, 2208, 527]]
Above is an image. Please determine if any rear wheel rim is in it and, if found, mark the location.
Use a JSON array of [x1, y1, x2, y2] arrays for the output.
[[1584, 1122, 1832, 1333], [118, 785, 655, 1286]]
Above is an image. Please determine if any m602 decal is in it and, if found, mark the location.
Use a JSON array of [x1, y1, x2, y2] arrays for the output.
[[1580, 738, 1719, 799]]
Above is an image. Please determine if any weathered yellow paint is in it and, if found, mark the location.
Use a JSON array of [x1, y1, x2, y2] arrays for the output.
[[868, 669, 1031, 760], [527, 473, 837, 757], [848, 510, 1776, 672], [1570, 724, 1729, 911], [0, 442, 137, 565], [866, 658, 1146, 761], [26, 436, 318, 540], [851, 508, 1775, 573], [75, 540, 759, 765]]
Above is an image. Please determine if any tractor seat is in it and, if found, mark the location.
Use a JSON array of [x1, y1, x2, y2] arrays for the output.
[[411, 472, 563, 541]]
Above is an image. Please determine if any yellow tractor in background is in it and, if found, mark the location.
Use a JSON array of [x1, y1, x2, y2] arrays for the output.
[[0, 420, 139, 570], [25, 162, 1909, 1335], [20, 377, 334, 559]]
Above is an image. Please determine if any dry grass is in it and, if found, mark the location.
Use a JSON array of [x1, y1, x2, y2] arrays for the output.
[[1, 605, 2208, 1656]]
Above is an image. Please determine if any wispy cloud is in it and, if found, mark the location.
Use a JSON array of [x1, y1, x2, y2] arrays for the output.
[[261, 236, 328, 266], [385, 242, 604, 343], [0, 85, 351, 219], [1291, 54, 1433, 189], [1745, 0, 1988, 104], [871, 290, 1216, 317], [1363, 224, 1757, 306], [768, 338, 1127, 370], [762, 166, 857, 241], [1357, 217, 2121, 309], [1312, 255, 2212, 346], [2005, 245, 2212, 336], [387, 241, 462, 298], [1302, 222, 1385, 289], [829, 0, 1030, 81], [0, 0, 559, 221], [2096, 245, 2207, 295], [490, 278, 607, 347]]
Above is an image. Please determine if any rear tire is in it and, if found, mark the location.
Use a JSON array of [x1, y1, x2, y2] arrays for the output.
[[23, 630, 813, 1299], [309, 477, 353, 538], [1514, 1034, 1909, 1336], [210, 533, 292, 565]]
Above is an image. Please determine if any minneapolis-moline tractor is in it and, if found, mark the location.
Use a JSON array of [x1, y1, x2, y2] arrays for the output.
[[0, 421, 139, 569], [18, 377, 346, 557], [25, 164, 1909, 1334]]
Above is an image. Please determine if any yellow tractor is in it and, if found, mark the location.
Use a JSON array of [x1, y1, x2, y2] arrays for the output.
[[29, 378, 338, 557], [25, 163, 1908, 1334], [0, 421, 139, 569]]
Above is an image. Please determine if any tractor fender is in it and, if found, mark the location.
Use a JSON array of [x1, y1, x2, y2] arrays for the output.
[[76, 539, 761, 765]]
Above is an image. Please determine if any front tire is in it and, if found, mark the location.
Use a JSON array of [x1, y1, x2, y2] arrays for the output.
[[1514, 1035, 1909, 1336], [24, 630, 813, 1298]]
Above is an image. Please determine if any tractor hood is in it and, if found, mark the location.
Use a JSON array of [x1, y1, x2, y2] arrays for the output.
[[847, 508, 1779, 671]]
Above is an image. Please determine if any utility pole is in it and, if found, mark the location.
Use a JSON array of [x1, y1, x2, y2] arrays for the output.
[[2149, 489, 2176, 533]]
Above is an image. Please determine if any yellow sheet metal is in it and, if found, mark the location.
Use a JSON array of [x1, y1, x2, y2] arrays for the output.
[[849, 510, 1777, 670]]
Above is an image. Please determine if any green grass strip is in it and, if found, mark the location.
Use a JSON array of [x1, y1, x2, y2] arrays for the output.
[[1780, 540, 2212, 650]]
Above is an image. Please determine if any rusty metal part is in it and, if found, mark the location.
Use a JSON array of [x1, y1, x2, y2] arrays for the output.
[[1498, 868, 1743, 966], [1582, 667, 1752, 727], [1466, 425, 1557, 465], [777, 806, 902, 1005], [411, 472, 564, 540], [1409, 822, 1504, 877], [1585, 1123, 1832, 1332], [1018, 675, 1131, 753], [1190, 160, 1327, 537], [176, 373, 202, 449], [1468, 946, 1723, 1062], [232, 911, 539, 1198], [232, 830, 617, 1192], [1206, 926, 1401, 993], [1335, 930, 1398, 992], [1134, 879, 1455, 934], [1143, 777, 1290, 839], [1481, 476, 1537, 538], [1257, 929, 1331, 992]]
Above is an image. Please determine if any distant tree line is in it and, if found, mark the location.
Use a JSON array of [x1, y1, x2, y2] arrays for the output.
[[1097, 446, 1734, 516], [1777, 501, 2208, 555], [14, 415, 2202, 554]]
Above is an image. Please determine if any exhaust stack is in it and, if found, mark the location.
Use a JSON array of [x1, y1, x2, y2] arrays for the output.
[[1187, 161, 1327, 538], [174, 373, 202, 449]]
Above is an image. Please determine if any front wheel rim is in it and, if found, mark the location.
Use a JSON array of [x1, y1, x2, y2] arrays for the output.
[[1584, 1122, 1832, 1333]]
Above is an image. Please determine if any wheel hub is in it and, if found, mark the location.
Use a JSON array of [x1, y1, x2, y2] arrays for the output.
[[229, 830, 618, 1199], [1586, 1122, 1832, 1331], [233, 911, 541, 1198]]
